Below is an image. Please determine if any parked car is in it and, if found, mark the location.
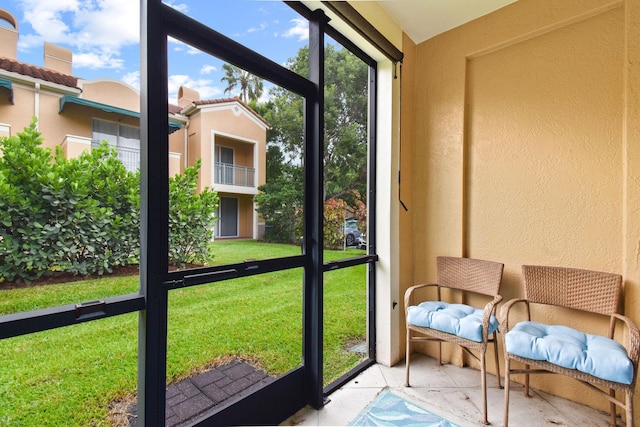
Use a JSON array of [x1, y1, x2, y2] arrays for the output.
[[344, 217, 362, 247], [356, 234, 367, 250]]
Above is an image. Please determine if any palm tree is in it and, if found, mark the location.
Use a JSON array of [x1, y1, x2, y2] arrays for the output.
[[221, 64, 264, 103]]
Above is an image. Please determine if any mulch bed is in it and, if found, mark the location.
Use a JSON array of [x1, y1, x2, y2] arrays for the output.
[[0, 263, 202, 290], [0, 265, 141, 290]]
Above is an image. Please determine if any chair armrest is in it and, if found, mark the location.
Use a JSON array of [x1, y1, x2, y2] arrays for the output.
[[612, 313, 640, 364], [481, 294, 503, 339], [404, 283, 438, 315], [499, 298, 529, 335]]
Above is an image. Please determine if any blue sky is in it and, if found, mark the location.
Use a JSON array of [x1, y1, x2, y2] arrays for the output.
[[0, 0, 309, 103]]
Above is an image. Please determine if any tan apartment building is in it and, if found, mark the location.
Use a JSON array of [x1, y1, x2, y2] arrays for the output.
[[0, 8, 267, 240]]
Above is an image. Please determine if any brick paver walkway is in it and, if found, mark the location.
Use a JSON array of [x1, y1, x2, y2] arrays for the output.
[[128, 359, 273, 426]]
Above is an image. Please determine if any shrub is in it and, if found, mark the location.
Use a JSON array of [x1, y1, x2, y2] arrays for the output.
[[323, 198, 349, 250], [169, 159, 218, 267], [0, 119, 58, 282], [49, 143, 140, 275], [255, 173, 303, 245], [0, 120, 217, 283]]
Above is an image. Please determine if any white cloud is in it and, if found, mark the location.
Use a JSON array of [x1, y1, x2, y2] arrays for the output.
[[200, 64, 217, 75], [185, 45, 202, 55], [17, 0, 78, 41], [168, 36, 202, 56], [168, 74, 222, 104], [247, 22, 267, 34], [73, 0, 139, 49], [162, 0, 189, 14], [121, 71, 140, 90], [13, 0, 138, 70], [73, 51, 125, 70], [282, 17, 308, 41]]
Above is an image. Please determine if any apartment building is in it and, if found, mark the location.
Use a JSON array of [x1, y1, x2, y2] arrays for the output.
[[0, 8, 268, 240]]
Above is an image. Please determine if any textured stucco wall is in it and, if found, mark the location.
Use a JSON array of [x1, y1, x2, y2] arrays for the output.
[[80, 80, 140, 113], [405, 0, 640, 419]]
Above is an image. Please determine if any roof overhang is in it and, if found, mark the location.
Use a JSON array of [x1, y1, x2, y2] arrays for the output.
[[59, 94, 182, 133]]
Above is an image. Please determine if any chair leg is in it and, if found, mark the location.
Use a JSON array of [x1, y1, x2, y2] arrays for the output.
[[480, 352, 488, 425], [438, 340, 443, 365], [524, 364, 530, 397], [626, 390, 634, 427], [492, 332, 502, 389], [405, 328, 411, 387], [609, 389, 616, 427], [503, 357, 511, 427]]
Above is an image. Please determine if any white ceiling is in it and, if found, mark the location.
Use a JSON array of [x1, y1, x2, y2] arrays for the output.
[[377, 0, 518, 44]]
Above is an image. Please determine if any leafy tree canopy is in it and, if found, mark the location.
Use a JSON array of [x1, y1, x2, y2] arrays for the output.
[[254, 45, 369, 245], [262, 44, 368, 207]]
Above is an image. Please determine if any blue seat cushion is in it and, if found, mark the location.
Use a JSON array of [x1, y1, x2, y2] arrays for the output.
[[505, 321, 634, 385], [407, 301, 498, 343]]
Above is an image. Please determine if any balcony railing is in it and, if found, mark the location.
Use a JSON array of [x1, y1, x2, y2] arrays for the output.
[[214, 162, 255, 187], [92, 141, 140, 172]]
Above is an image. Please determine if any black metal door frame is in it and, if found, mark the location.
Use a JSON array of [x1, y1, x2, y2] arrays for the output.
[[139, 2, 330, 425]]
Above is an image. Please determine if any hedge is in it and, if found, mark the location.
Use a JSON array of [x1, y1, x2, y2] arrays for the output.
[[0, 119, 218, 284]]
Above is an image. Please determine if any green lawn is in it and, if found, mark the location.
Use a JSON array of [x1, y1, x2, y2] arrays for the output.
[[0, 241, 368, 426]]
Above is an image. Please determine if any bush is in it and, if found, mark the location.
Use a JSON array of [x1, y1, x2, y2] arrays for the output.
[[169, 159, 218, 267], [0, 120, 53, 282], [0, 120, 218, 283], [48, 143, 141, 276], [255, 173, 303, 245], [323, 198, 349, 250]]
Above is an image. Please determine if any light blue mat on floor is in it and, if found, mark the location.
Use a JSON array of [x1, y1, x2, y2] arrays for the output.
[[348, 389, 459, 427]]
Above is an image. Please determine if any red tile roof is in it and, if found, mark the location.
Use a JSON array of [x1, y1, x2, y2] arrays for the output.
[[0, 57, 269, 128], [0, 56, 78, 88], [168, 103, 182, 115]]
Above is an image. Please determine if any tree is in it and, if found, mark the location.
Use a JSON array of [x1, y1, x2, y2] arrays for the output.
[[253, 45, 369, 246], [168, 159, 219, 266], [263, 45, 368, 208], [254, 164, 303, 244], [221, 63, 264, 103]]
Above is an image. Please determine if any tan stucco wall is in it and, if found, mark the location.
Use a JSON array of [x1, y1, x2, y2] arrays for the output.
[[0, 84, 37, 135], [62, 135, 92, 159], [186, 112, 203, 176], [169, 126, 185, 172], [404, 0, 640, 418], [80, 80, 140, 112]]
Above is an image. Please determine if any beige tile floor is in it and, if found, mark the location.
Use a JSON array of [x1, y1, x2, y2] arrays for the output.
[[282, 354, 621, 426]]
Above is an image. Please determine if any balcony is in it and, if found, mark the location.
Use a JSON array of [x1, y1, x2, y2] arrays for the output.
[[214, 162, 255, 188], [91, 141, 140, 172]]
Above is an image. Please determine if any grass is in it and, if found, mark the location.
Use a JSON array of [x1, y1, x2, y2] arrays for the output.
[[0, 241, 368, 426]]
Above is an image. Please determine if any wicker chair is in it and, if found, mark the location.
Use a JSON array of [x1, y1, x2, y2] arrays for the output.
[[501, 265, 640, 427], [404, 256, 504, 425]]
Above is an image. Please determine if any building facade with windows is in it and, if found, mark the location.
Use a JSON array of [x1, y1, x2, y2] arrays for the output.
[[0, 8, 267, 240]]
